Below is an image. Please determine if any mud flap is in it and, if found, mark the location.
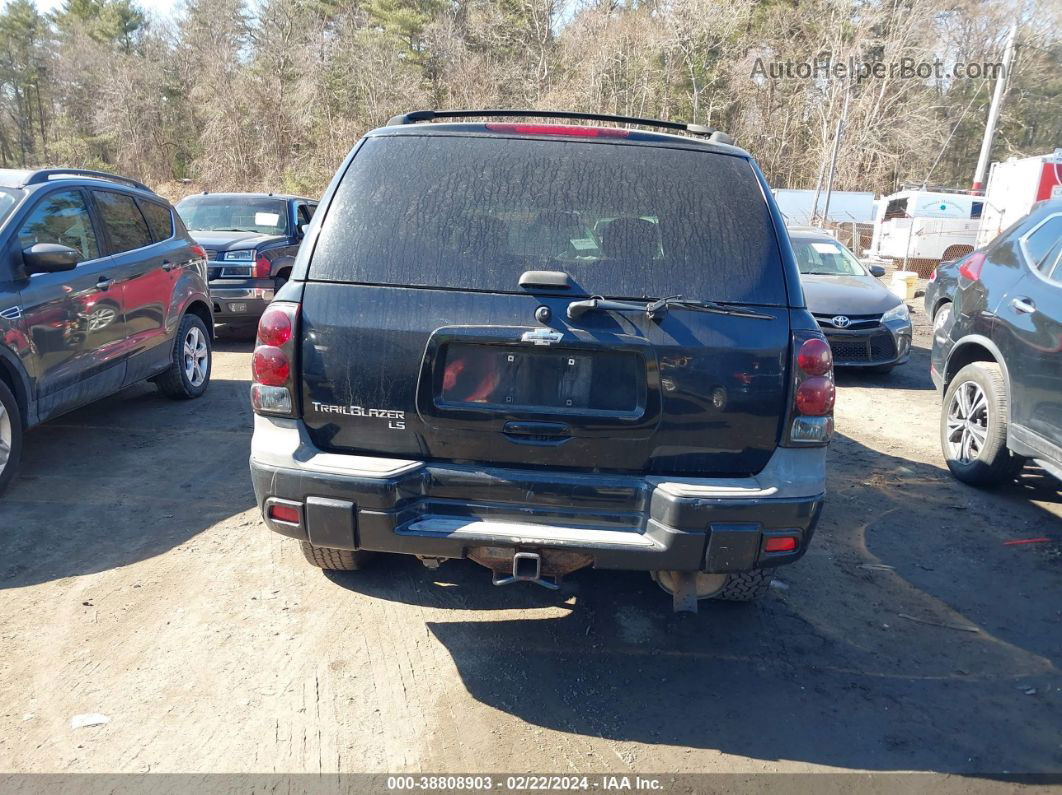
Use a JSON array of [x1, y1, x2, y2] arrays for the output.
[[669, 571, 700, 613]]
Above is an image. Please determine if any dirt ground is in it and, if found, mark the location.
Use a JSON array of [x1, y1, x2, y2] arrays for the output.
[[0, 302, 1059, 777]]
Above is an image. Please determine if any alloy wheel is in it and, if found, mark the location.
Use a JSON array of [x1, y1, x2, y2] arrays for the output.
[[0, 400, 11, 476], [945, 380, 988, 464], [183, 326, 209, 387], [87, 306, 117, 331]]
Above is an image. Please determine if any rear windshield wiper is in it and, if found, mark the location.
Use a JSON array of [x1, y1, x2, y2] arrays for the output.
[[567, 295, 773, 322], [644, 296, 774, 320]]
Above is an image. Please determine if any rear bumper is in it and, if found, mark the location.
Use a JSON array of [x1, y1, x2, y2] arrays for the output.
[[249, 416, 826, 573], [209, 279, 273, 323]]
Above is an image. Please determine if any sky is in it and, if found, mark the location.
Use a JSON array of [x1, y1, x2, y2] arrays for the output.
[[34, 0, 179, 19]]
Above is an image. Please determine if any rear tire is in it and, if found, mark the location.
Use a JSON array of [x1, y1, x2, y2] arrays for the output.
[[0, 380, 23, 496], [932, 302, 953, 337], [711, 569, 773, 602], [156, 314, 212, 399], [300, 542, 373, 571], [940, 362, 1024, 487]]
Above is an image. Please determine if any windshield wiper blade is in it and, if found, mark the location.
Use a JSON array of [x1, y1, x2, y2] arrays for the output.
[[567, 295, 775, 322], [644, 295, 774, 321]]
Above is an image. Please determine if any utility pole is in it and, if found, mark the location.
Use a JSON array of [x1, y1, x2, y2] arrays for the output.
[[972, 22, 1018, 191], [821, 78, 851, 225], [810, 153, 827, 224]]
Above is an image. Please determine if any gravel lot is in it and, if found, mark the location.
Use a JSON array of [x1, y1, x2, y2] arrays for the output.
[[0, 303, 1059, 776]]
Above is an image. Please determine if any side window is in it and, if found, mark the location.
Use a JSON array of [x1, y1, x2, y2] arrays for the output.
[[93, 190, 152, 254], [883, 198, 908, 221], [17, 190, 100, 262], [137, 199, 174, 242], [1022, 215, 1062, 273], [298, 203, 314, 225], [1040, 240, 1062, 284]]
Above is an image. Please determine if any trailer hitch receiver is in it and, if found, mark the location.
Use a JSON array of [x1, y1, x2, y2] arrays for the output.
[[491, 552, 560, 590]]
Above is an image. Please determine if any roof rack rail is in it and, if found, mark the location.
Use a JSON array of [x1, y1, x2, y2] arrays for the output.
[[20, 168, 153, 194], [386, 109, 735, 144], [896, 182, 983, 197]]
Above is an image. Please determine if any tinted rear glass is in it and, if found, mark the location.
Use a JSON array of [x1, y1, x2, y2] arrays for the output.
[[310, 135, 787, 305], [93, 190, 152, 253]]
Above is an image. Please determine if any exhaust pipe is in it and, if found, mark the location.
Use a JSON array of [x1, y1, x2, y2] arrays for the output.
[[492, 552, 560, 590]]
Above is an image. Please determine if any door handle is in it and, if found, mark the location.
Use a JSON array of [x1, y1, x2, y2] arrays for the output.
[[502, 421, 571, 445], [1011, 297, 1036, 314], [162, 260, 175, 272], [96, 276, 113, 291]]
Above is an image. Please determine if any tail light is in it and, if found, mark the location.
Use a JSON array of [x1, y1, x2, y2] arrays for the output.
[[784, 332, 835, 446], [251, 302, 299, 416], [190, 244, 207, 259], [958, 252, 985, 282], [929, 269, 937, 282], [254, 255, 271, 280]]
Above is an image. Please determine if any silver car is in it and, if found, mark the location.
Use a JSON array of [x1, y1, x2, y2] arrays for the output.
[[789, 229, 913, 373]]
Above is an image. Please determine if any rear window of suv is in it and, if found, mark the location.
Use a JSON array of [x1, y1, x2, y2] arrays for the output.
[[310, 135, 787, 305]]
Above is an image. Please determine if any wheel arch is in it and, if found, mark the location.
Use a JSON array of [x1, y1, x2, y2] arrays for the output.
[[944, 336, 1010, 420], [0, 348, 31, 429], [270, 254, 296, 279], [182, 298, 215, 340]]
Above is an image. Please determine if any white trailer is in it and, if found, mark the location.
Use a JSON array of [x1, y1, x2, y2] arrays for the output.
[[866, 189, 983, 266], [976, 150, 1062, 247]]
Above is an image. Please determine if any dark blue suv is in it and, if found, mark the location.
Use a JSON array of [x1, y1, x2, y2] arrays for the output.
[[247, 110, 835, 611], [0, 168, 214, 495], [175, 193, 317, 329]]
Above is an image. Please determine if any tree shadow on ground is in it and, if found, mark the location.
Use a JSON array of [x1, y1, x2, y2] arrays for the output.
[[326, 433, 1061, 774], [0, 369, 256, 590]]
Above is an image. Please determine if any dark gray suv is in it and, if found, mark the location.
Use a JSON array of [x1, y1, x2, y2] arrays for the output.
[[932, 199, 1062, 486], [0, 168, 214, 495]]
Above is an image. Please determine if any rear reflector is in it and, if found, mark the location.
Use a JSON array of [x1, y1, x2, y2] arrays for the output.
[[764, 536, 798, 553], [485, 123, 629, 138], [268, 503, 300, 524]]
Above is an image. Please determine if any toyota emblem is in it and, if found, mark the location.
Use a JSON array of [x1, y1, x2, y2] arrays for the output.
[[831, 315, 851, 328]]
